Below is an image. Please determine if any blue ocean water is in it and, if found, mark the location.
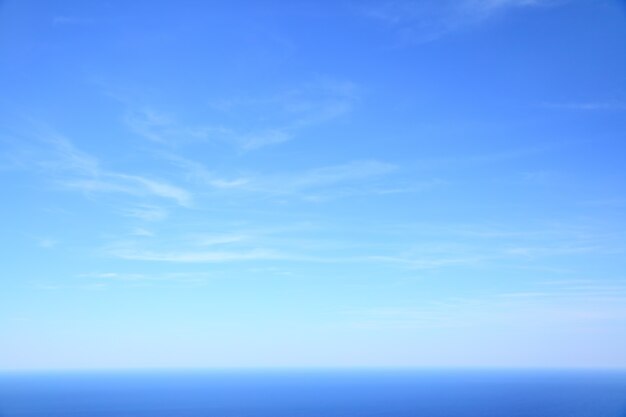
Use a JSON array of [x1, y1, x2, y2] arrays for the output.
[[0, 369, 625, 417]]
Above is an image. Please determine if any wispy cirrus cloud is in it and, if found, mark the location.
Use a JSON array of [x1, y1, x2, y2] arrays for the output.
[[244, 160, 399, 199], [124, 107, 227, 145], [119, 79, 358, 150], [39, 133, 192, 207], [164, 147, 446, 202], [286, 160, 396, 188], [168, 154, 401, 198], [362, 253, 485, 270], [353, 220, 625, 272], [122, 205, 169, 222], [80, 271, 211, 285], [103, 226, 346, 265], [109, 246, 283, 263], [35, 237, 59, 249], [343, 279, 626, 331], [30, 272, 212, 291], [361, 0, 562, 43], [130, 227, 155, 237], [541, 101, 626, 111]]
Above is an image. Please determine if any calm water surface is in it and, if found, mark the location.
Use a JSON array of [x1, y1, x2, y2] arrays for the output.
[[1, 370, 625, 417]]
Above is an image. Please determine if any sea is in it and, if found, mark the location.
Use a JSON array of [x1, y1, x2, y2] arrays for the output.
[[1, 369, 625, 417]]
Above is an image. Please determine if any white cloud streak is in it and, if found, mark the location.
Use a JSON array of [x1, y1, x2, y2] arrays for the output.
[[169, 155, 400, 199], [541, 101, 626, 111], [344, 280, 626, 331], [351, 220, 624, 271], [110, 247, 283, 263], [42, 134, 192, 207], [123, 205, 169, 222], [80, 271, 211, 284], [122, 80, 358, 150], [362, 0, 562, 43]]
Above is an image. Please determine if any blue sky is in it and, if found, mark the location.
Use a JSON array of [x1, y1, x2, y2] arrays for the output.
[[1, 0, 625, 370]]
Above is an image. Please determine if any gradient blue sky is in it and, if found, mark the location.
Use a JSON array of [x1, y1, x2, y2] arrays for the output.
[[1, 0, 625, 370]]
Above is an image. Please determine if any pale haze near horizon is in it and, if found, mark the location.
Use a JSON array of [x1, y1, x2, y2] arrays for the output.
[[0, 0, 625, 370]]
